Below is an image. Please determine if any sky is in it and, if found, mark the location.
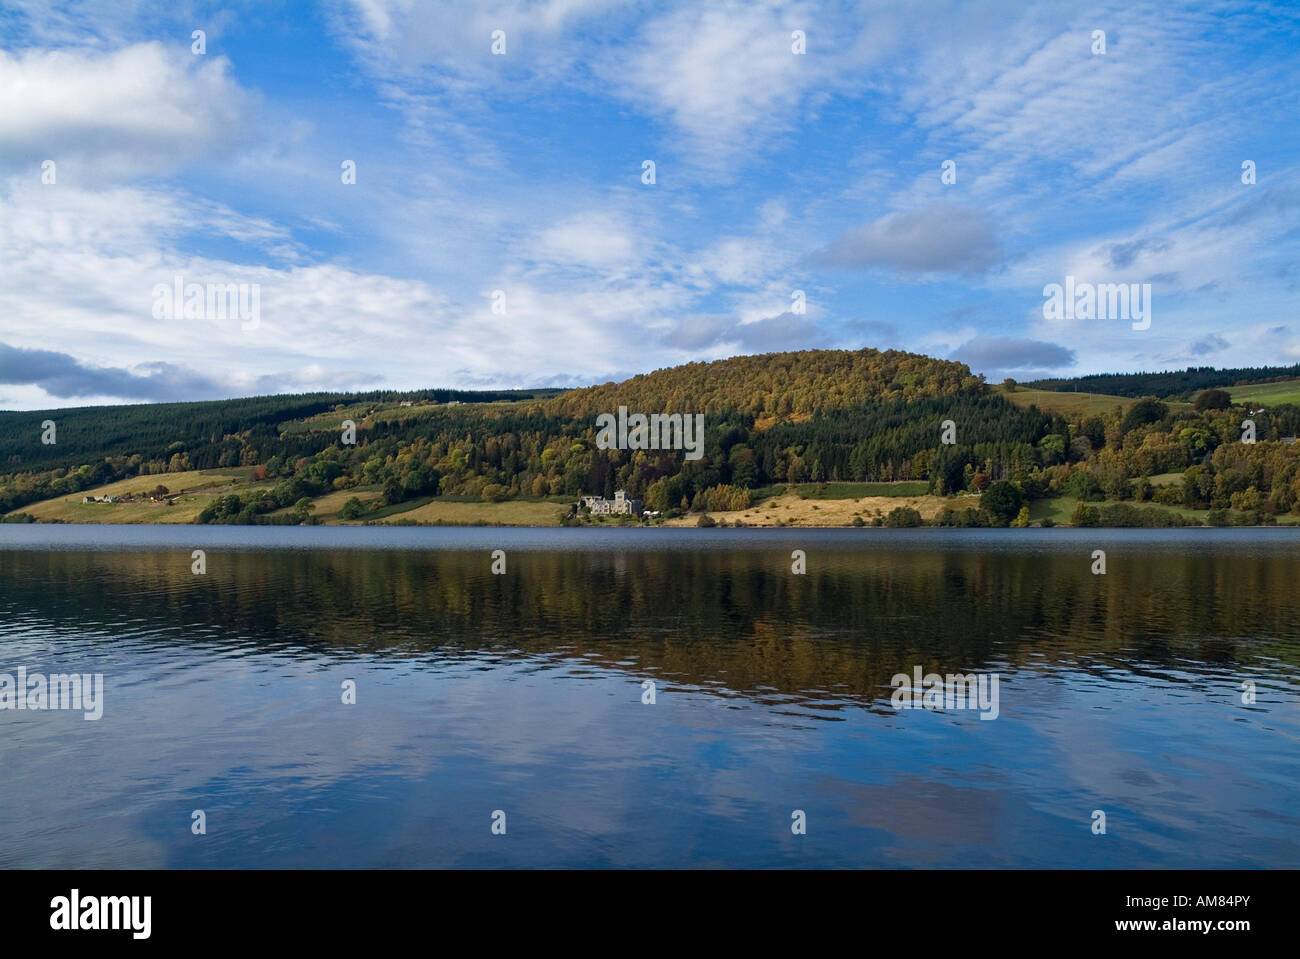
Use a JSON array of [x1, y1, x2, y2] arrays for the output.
[[0, 0, 1297, 410]]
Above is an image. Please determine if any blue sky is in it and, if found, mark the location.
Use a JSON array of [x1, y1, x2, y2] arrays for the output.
[[1, 0, 1297, 409]]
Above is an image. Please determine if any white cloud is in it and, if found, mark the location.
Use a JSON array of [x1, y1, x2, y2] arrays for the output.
[[0, 43, 257, 177]]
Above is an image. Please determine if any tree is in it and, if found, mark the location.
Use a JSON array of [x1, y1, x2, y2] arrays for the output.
[[1194, 388, 1231, 411], [1070, 502, 1099, 527], [1121, 397, 1168, 433], [1002, 378, 1017, 392], [339, 497, 365, 520], [1011, 505, 1031, 527], [980, 481, 1024, 526], [884, 506, 923, 527], [1038, 434, 1066, 465]]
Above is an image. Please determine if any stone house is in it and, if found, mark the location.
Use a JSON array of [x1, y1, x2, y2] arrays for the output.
[[580, 489, 643, 516]]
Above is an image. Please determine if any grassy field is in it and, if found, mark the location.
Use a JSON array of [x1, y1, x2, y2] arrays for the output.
[[374, 498, 568, 526], [997, 385, 1133, 416], [1227, 379, 1300, 407], [7, 469, 269, 524], [1147, 472, 1185, 487], [269, 487, 385, 522], [664, 489, 975, 526], [749, 481, 930, 500]]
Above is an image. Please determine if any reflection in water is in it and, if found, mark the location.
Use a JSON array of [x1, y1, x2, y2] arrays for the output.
[[1, 527, 1297, 868]]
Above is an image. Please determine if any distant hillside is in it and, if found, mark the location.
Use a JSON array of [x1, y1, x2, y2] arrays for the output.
[[548, 348, 982, 418], [0, 387, 564, 477], [1024, 364, 1300, 399]]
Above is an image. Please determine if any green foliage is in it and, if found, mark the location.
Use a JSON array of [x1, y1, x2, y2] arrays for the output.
[[1194, 389, 1232, 411], [980, 481, 1024, 526], [12, 349, 1300, 529], [700, 484, 751, 511], [1120, 397, 1169, 433], [884, 506, 923, 527], [933, 507, 989, 527], [1070, 502, 1100, 527], [1026, 364, 1300, 399]]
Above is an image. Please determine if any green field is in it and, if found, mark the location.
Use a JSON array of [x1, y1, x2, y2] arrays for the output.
[[1146, 472, 1184, 487], [1227, 379, 1300, 407], [998, 386, 1133, 417], [750, 481, 930, 500]]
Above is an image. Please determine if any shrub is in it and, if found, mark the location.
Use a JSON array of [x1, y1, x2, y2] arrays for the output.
[[934, 507, 989, 528], [697, 513, 716, 528], [884, 506, 923, 527], [1152, 483, 1183, 506], [1095, 503, 1193, 527], [481, 483, 510, 503], [1070, 502, 1100, 527], [980, 481, 1024, 526], [1194, 388, 1231, 411]]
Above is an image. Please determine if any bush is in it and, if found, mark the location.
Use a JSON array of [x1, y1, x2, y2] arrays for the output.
[[338, 496, 365, 520], [1194, 388, 1231, 411], [934, 507, 989, 528], [1064, 468, 1103, 502], [1094, 503, 1193, 527], [481, 483, 510, 503], [697, 513, 716, 528], [980, 481, 1024, 526], [884, 506, 923, 527], [1152, 483, 1183, 506], [1070, 502, 1100, 527]]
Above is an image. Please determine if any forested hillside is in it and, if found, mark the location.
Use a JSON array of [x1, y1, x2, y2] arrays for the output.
[[5, 347, 1300, 527], [1024, 364, 1300, 399], [549, 349, 982, 417]]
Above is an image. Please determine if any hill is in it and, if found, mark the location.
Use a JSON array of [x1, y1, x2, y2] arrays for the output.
[[1023, 364, 1300, 399], [7, 348, 1300, 528]]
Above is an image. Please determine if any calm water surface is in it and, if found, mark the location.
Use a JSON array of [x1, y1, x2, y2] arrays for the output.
[[1, 525, 1297, 868]]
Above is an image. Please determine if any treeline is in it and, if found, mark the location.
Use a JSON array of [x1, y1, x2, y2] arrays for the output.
[[1024, 364, 1300, 399]]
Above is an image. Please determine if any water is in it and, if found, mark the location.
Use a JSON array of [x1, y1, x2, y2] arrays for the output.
[[1, 525, 1297, 868]]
